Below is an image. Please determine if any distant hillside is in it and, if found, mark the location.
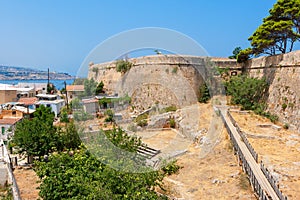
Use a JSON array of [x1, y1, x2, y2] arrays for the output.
[[0, 65, 74, 80]]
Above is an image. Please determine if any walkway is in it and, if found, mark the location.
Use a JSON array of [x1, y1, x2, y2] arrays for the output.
[[218, 107, 279, 200]]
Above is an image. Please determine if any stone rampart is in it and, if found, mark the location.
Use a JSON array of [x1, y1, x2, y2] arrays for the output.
[[244, 50, 300, 131], [89, 55, 237, 110]]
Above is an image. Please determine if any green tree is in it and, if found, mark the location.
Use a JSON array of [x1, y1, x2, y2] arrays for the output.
[[34, 128, 172, 200], [13, 105, 57, 158], [70, 98, 82, 110], [95, 81, 105, 94], [237, 48, 253, 63], [99, 97, 111, 109], [83, 78, 97, 96], [228, 47, 242, 59], [248, 0, 300, 56], [56, 121, 82, 151], [60, 109, 69, 123]]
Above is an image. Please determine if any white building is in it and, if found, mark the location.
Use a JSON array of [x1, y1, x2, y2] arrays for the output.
[[36, 94, 65, 117]]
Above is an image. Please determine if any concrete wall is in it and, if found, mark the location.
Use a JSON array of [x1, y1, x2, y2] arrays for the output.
[[244, 50, 300, 132]]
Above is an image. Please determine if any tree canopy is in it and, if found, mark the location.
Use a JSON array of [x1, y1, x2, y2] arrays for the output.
[[34, 127, 177, 200], [13, 105, 57, 157], [13, 105, 82, 158], [238, 0, 300, 61], [228, 47, 242, 59], [83, 78, 97, 96], [95, 81, 105, 94]]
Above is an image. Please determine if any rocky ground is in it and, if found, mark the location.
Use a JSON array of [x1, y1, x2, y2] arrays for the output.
[[230, 111, 300, 200]]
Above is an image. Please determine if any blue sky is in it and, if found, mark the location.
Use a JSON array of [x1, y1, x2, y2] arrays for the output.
[[1, 0, 295, 76]]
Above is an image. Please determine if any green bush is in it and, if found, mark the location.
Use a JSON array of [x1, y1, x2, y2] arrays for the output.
[[172, 66, 178, 74], [169, 118, 176, 128], [135, 113, 148, 127], [116, 60, 132, 73], [60, 110, 69, 123], [104, 109, 114, 122], [73, 111, 93, 121], [283, 123, 289, 129], [161, 160, 181, 175], [198, 83, 210, 103], [164, 105, 177, 112], [282, 103, 287, 110], [225, 75, 268, 110]]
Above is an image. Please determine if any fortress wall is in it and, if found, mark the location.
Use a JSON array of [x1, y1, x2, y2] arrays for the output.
[[88, 55, 237, 110], [244, 50, 300, 131]]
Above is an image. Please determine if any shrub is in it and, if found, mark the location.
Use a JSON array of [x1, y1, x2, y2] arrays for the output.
[[169, 118, 176, 128], [116, 60, 132, 73], [137, 119, 148, 127], [283, 123, 289, 129], [60, 110, 69, 123], [198, 83, 210, 103], [282, 103, 287, 110], [161, 160, 181, 175], [288, 103, 295, 108], [135, 113, 148, 127], [164, 105, 177, 112], [73, 111, 93, 121], [104, 109, 114, 123], [225, 75, 268, 110], [172, 66, 178, 74]]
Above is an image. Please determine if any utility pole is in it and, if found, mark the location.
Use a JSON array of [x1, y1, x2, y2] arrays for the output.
[[64, 81, 69, 110], [47, 68, 50, 94], [47, 68, 50, 85]]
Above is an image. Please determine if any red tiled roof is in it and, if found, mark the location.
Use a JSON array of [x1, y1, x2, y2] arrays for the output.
[[66, 85, 84, 91], [18, 97, 38, 105], [0, 118, 21, 125]]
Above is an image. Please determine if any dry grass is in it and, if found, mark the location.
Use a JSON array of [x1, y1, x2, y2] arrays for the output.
[[230, 111, 300, 200]]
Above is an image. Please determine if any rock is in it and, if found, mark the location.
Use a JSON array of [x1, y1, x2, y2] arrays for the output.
[[230, 171, 240, 178]]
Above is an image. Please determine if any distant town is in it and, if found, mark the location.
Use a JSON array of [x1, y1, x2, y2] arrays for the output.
[[0, 65, 74, 80]]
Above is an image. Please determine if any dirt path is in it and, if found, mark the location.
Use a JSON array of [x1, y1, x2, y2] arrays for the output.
[[13, 166, 40, 200]]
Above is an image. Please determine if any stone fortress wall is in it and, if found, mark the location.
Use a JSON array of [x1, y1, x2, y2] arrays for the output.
[[88, 55, 237, 110], [88, 52, 299, 131], [244, 50, 300, 132]]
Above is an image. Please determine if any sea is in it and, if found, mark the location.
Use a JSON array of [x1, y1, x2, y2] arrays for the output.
[[0, 79, 75, 90]]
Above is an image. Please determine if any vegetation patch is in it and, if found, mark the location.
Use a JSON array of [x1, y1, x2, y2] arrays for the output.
[[116, 60, 132, 74]]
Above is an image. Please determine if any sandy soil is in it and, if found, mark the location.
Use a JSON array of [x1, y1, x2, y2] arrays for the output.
[[13, 166, 40, 200], [160, 129, 256, 200], [156, 103, 256, 199], [230, 111, 300, 200]]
